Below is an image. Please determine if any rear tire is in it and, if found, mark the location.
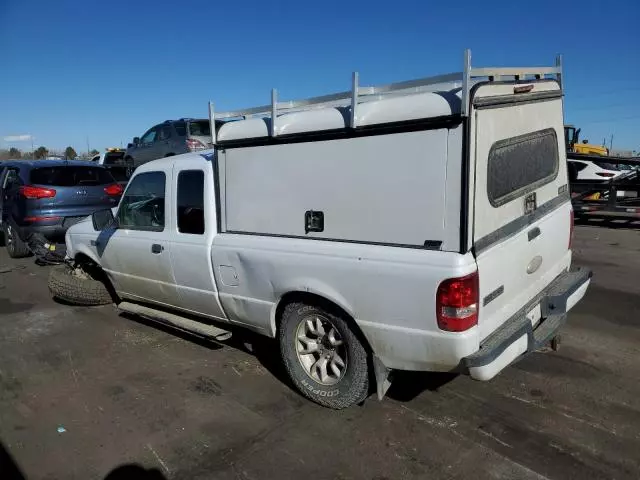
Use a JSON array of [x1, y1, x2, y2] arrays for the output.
[[48, 265, 113, 306], [279, 301, 370, 409], [3, 223, 31, 258]]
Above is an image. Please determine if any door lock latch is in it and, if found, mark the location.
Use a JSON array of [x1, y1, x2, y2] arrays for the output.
[[305, 210, 324, 234]]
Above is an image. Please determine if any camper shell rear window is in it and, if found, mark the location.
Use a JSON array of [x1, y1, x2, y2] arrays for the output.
[[487, 128, 559, 207]]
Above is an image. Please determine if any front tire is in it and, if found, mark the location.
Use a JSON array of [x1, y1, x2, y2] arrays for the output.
[[48, 265, 113, 306], [3, 223, 31, 258], [279, 302, 370, 409]]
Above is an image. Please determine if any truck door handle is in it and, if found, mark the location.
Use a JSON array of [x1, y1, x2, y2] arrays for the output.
[[151, 244, 164, 254]]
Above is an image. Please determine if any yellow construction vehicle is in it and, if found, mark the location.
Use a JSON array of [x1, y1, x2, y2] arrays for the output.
[[564, 125, 609, 155]]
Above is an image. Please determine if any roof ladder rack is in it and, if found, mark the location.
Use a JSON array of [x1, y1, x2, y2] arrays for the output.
[[210, 49, 563, 144]]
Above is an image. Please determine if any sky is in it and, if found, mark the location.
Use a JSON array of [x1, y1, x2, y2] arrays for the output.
[[0, 0, 639, 154]]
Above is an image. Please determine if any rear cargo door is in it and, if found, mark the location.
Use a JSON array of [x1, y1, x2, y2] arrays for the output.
[[30, 166, 120, 225], [470, 81, 572, 341], [187, 120, 213, 149]]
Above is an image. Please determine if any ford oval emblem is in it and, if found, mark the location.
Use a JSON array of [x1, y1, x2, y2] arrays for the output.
[[527, 256, 543, 274]]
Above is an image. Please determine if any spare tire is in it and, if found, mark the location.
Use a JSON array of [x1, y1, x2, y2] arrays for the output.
[[48, 265, 113, 306]]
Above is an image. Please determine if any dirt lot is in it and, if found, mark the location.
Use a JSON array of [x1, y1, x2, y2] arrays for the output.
[[1, 224, 639, 480]]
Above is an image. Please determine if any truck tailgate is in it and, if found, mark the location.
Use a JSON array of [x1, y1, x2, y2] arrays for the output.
[[469, 81, 572, 341]]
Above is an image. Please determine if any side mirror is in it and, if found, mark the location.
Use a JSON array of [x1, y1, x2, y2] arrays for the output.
[[133, 137, 140, 145], [92, 209, 116, 231], [127, 143, 133, 148]]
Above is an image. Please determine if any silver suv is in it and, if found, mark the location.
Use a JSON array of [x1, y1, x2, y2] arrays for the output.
[[124, 119, 212, 170]]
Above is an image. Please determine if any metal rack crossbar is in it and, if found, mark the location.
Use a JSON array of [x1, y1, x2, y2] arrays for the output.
[[209, 49, 562, 144]]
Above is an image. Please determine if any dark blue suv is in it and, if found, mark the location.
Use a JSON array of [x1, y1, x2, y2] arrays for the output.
[[0, 160, 123, 258]]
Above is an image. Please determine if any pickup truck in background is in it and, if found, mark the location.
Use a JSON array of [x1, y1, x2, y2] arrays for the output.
[[90, 148, 131, 187], [51, 52, 591, 409]]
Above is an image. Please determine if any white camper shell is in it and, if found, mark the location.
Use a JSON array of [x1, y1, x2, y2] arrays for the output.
[[62, 50, 591, 409]]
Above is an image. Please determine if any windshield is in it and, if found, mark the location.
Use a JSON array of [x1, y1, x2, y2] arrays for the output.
[[31, 166, 115, 186], [188, 120, 211, 137], [103, 151, 125, 165]]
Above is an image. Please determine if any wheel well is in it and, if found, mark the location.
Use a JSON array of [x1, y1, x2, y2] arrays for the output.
[[74, 252, 104, 277], [74, 252, 95, 266], [74, 253, 119, 302], [275, 291, 372, 354]]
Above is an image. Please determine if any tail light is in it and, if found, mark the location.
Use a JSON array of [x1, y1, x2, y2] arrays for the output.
[[595, 172, 615, 178], [569, 209, 574, 249], [24, 216, 61, 223], [436, 271, 479, 332], [104, 183, 124, 196], [19, 185, 56, 199], [186, 138, 206, 151]]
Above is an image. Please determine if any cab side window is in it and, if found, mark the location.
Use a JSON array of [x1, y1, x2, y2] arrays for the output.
[[158, 125, 173, 141], [117, 172, 166, 231], [140, 126, 159, 145], [177, 170, 205, 235]]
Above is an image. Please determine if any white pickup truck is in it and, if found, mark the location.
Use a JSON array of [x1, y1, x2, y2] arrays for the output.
[[51, 51, 591, 409]]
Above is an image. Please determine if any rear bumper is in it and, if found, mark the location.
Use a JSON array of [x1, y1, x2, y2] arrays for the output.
[[17, 224, 65, 241], [16, 216, 88, 241], [463, 267, 592, 381]]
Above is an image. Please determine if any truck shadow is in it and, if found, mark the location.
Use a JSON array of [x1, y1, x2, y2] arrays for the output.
[[386, 371, 458, 402], [120, 312, 293, 390], [103, 464, 167, 480], [120, 311, 458, 404]]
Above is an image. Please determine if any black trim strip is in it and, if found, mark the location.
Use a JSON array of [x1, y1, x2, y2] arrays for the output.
[[460, 117, 470, 253], [527, 226, 541, 242], [474, 192, 570, 254], [473, 90, 562, 110], [223, 230, 443, 251], [212, 151, 222, 234], [483, 285, 504, 307], [218, 115, 462, 149]]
